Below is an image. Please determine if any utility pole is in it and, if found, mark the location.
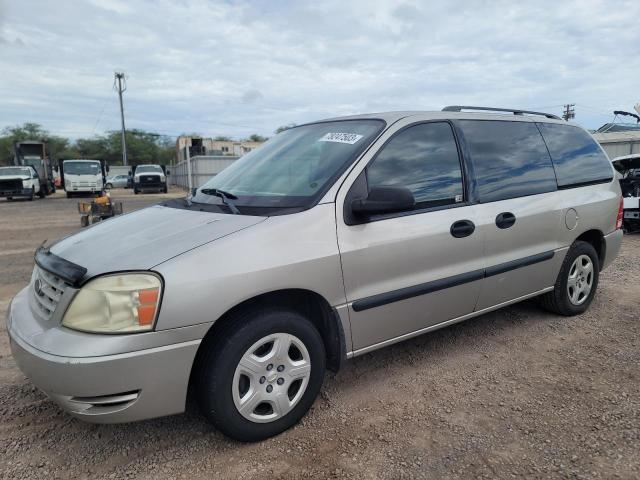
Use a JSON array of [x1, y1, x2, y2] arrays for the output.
[[562, 104, 575, 121], [114, 72, 128, 166]]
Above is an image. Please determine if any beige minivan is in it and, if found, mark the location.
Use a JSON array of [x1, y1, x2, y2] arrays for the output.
[[7, 106, 623, 441]]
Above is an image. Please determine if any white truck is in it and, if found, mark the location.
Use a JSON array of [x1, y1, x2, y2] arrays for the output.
[[61, 159, 108, 198], [0, 166, 42, 201], [132, 164, 168, 194]]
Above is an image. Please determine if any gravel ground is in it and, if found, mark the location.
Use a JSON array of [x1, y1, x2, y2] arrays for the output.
[[0, 190, 639, 479]]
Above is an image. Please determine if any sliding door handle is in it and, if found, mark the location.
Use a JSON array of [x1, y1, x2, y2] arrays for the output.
[[450, 220, 475, 238]]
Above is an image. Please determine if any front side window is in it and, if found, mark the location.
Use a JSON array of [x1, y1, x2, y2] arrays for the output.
[[459, 120, 557, 202], [537, 123, 613, 188], [193, 120, 384, 210], [366, 122, 464, 209]]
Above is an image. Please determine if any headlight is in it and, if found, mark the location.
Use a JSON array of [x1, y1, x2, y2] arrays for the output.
[[62, 273, 162, 333]]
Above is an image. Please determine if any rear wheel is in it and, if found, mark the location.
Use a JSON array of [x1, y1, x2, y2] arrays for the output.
[[540, 240, 599, 316], [196, 308, 326, 442], [105, 183, 113, 189]]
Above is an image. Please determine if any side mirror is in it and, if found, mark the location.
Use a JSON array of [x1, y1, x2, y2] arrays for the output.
[[351, 186, 415, 217]]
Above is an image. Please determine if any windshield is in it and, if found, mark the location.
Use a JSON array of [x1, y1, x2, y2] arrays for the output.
[[64, 161, 101, 175], [0, 167, 31, 176], [136, 165, 163, 173], [192, 119, 384, 210]]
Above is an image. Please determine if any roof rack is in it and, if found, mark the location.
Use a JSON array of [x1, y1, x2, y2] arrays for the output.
[[442, 105, 562, 120]]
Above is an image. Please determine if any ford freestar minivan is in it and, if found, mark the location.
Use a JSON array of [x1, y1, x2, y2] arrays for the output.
[[7, 106, 623, 441]]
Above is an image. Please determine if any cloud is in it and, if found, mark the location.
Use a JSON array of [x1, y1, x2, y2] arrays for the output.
[[0, 0, 639, 140]]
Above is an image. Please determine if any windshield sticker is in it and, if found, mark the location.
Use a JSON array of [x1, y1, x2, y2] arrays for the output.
[[318, 132, 364, 145]]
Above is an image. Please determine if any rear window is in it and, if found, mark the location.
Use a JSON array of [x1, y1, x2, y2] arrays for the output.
[[459, 120, 557, 202], [537, 123, 613, 188]]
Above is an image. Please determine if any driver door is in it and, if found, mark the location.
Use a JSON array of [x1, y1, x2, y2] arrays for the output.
[[336, 119, 486, 353]]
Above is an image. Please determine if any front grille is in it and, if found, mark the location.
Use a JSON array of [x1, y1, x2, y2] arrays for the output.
[[141, 175, 161, 184], [0, 178, 23, 191], [31, 266, 70, 321]]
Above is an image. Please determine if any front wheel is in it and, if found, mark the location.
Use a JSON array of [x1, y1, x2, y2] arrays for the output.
[[105, 183, 113, 190], [28, 187, 34, 201], [540, 240, 600, 316], [196, 308, 326, 442]]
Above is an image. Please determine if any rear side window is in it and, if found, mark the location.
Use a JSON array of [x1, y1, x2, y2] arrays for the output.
[[537, 123, 613, 188], [459, 120, 557, 202], [366, 122, 464, 209]]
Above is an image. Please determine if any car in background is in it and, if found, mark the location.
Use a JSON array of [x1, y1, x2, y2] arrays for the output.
[[132, 164, 168, 194], [0, 166, 42, 200], [105, 174, 129, 189], [611, 153, 640, 233]]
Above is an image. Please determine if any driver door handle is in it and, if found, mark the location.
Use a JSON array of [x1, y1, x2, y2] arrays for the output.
[[495, 212, 516, 229]]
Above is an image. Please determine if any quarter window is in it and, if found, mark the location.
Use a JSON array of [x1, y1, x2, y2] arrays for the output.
[[459, 120, 557, 202], [537, 123, 613, 188], [366, 122, 464, 209]]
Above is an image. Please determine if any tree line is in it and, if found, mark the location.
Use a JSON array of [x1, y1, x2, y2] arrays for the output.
[[0, 123, 280, 167]]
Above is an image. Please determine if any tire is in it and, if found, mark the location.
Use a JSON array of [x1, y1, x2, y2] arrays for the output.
[[28, 187, 34, 201], [196, 308, 326, 442], [540, 240, 600, 316], [134, 188, 139, 194], [6, 197, 12, 201], [66, 192, 72, 198], [38, 188, 45, 198], [105, 183, 113, 190], [162, 185, 168, 193]]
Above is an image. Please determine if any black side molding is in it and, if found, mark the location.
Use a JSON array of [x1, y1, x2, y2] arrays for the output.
[[35, 246, 87, 286], [485, 250, 554, 278], [352, 269, 485, 312], [352, 250, 555, 312]]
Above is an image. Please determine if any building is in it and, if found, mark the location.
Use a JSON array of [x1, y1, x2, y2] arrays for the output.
[[175, 136, 265, 162], [592, 123, 640, 159]]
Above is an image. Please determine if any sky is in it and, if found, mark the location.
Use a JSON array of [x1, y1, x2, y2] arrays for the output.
[[1, 0, 639, 141]]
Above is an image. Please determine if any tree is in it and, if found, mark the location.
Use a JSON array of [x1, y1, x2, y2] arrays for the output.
[[274, 123, 296, 134], [0, 123, 176, 167], [246, 134, 268, 142], [213, 135, 232, 141], [0, 123, 69, 165]]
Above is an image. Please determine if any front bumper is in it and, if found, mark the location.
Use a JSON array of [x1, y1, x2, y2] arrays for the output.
[[6, 288, 202, 423], [0, 188, 32, 197]]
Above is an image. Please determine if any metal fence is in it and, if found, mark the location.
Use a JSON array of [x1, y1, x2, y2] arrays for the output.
[[170, 155, 239, 189]]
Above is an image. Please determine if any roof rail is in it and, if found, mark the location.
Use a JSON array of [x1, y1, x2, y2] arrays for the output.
[[442, 105, 562, 120]]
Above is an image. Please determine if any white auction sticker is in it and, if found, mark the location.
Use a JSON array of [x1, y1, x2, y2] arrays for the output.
[[318, 132, 364, 144]]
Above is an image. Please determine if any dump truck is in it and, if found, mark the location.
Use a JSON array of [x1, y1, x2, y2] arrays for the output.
[[12, 141, 56, 196]]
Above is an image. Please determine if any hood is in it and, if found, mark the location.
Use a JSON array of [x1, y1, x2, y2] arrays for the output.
[[0, 175, 29, 181], [611, 154, 640, 173], [50, 205, 266, 278]]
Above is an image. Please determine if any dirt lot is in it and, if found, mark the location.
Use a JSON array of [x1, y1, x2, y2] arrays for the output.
[[0, 190, 638, 480]]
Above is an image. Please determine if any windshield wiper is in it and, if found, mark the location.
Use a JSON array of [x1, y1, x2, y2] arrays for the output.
[[200, 188, 241, 214]]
